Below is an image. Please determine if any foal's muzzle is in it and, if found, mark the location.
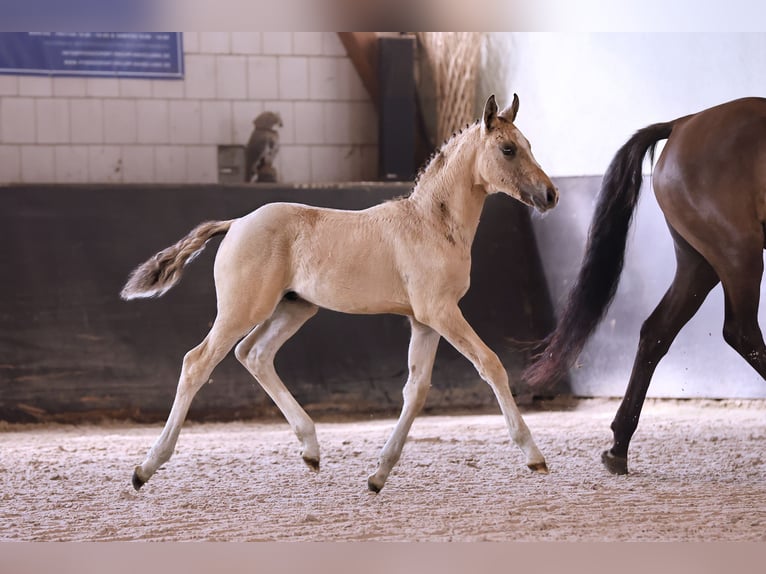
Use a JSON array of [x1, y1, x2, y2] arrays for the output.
[[528, 184, 558, 213]]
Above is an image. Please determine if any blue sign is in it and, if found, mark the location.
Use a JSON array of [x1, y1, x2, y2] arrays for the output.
[[0, 32, 184, 79]]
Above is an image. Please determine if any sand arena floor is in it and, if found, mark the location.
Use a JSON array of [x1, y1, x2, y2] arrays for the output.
[[1, 398, 764, 542]]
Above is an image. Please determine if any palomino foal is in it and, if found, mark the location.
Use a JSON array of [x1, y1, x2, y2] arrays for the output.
[[122, 94, 558, 493]]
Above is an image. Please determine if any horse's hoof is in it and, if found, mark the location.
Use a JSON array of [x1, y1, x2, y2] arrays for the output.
[[601, 450, 628, 475], [302, 455, 320, 472], [367, 477, 383, 494], [527, 461, 549, 474], [131, 468, 146, 491]]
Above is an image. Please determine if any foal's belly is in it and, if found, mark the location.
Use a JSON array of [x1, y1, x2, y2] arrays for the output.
[[291, 258, 413, 316]]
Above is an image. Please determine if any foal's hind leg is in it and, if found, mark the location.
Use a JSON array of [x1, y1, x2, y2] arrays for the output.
[[423, 305, 547, 473], [604, 229, 719, 474], [234, 297, 321, 470], [367, 319, 441, 493], [132, 316, 254, 490]]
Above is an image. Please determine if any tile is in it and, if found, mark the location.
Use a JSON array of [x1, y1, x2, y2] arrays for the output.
[[0, 145, 21, 183], [52, 77, 87, 97], [182, 32, 199, 54], [231, 32, 261, 55], [70, 99, 104, 143], [169, 100, 202, 144], [0, 75, 18, 95], [36, 99, 70, 144], [276, 145, 311, 183], [119, 79, 153, 98], [88, 145, 123, 183], [154, 145, 187, 183], [200, 32, 230, 54], [19, 76, 52, 96], [247, 56, 279, 100], [121, 146, 155, 183], [21, 145, 55, 182], [186, 146, 218, 183], [323, 101, 354, 144], [293, 33, 323, 55], [216, 56, 247, 100], [152, 79, 185, 98], [278, 57, 308, 100], [262, 33, 292, 55], [308, 57, 340, 100], [294, 101, 325, 144], [201, 101, 233, 144], [136, 99, 169, 143], [310, 145, 354, 182], [103, 99, 138, 144], [54, 145, 89, 183], [184, 54, 217, 99], [1, 98, 36, 143], [86, 78, 120, 97]]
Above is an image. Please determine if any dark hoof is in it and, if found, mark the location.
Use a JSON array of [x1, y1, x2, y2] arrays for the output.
[[527, 461, 549, 474], [367, 478, 382, 493], [302, 456, 320, 472], [601, 450, 628, 475], [131, 469, 146, 491]]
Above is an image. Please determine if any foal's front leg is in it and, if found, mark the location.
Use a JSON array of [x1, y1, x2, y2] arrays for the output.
[[425, 305, 548, 473], [367, 319, 441, 492]]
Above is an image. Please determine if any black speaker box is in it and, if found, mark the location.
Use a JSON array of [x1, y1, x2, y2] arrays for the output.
[[378, 36, 416, 181]]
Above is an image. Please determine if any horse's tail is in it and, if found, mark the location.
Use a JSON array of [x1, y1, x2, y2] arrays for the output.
[[523, 120, 676, 388], [120, 219, 234, 300]]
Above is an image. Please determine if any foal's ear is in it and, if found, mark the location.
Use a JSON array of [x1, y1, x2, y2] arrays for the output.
[[500, 93, 520, 123], [482, 94, 498, 132]]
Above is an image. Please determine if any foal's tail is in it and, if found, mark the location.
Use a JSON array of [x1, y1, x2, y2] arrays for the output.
[[120, 220, 234, 300], [523, 120, 676, 387]]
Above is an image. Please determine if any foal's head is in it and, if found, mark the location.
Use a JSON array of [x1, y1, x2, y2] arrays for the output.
[[476, 94, 558, 213]]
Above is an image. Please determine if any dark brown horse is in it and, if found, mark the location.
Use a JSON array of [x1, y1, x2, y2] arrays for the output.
[[524, 97, 766, 475]]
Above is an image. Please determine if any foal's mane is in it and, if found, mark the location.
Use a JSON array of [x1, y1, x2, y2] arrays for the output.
[[383, 118, 481, 206], [414, 119, 481, 188]]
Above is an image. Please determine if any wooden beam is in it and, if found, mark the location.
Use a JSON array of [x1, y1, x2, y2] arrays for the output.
[[337, 32, 379, 107]]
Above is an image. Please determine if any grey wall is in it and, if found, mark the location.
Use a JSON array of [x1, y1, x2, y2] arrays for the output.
[[534, 176, 766, 399], [0, 183, 562, 423]]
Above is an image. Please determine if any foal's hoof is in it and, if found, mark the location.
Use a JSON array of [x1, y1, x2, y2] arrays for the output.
[[367, 477, 384, 494], [131, 468, 146, 491], [302, 455, 320, 472], [601, 450, 629, 475], [527, 461, 549, 474]]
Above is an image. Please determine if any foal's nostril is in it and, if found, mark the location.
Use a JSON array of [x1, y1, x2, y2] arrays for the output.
[[546, 186, 558, 206]]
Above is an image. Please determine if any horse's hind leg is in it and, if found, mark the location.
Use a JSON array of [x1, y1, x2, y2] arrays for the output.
[[716, 239, 766, 378], [367, 319, 440, 493], [423, 305, 548, 473], [234, 297, 321, 470], [132, 316, 254, 490], [604, 229, 719, 475]]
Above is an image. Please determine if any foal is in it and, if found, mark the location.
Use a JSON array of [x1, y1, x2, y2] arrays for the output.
[[122, 94, 558, 492]]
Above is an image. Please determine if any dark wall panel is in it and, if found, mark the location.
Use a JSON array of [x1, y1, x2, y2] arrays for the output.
[[0, 183, 563, 423]]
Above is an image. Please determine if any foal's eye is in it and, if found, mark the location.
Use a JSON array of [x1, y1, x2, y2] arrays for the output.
[[501, 144, 517, 157]]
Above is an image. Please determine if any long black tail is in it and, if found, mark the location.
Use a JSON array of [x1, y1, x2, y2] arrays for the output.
[[523, 120, 676, 387]]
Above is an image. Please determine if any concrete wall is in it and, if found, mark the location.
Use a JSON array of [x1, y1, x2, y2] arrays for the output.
[[482, 33, 766, 398], [0, 32, 378, 184]]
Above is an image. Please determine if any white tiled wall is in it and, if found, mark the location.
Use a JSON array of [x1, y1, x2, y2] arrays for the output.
[[0, 32, 378, 184]]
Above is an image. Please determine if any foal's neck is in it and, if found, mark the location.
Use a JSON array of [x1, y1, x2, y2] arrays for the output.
[[409, 126, 487, 247]]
